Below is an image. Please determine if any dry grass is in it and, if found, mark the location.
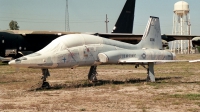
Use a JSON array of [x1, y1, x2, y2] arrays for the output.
[[0, 54, 200, 111]]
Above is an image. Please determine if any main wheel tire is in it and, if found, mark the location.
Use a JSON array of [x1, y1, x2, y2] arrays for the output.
[[42, 82, 50, 89]]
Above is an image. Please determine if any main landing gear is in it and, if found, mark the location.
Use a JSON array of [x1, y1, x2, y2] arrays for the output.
[[141, 62, 155, 82], [88, 66, 98, 82], [41, 69, 51, 88], [38, 66, 98, 89]]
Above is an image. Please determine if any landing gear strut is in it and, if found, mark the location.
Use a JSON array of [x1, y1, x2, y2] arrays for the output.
[[41, 69, 51, 88], [88, 66, 98, 82], [141, 62, 155, 82]]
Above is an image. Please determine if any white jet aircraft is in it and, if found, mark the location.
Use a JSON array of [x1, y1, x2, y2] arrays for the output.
[[9, 16, 178, 88]]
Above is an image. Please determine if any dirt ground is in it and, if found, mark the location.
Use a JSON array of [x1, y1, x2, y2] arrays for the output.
[[1, 54, 200, 112]]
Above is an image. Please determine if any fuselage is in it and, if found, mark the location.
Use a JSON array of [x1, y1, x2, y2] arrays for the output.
[[9, 34, 175, 68]]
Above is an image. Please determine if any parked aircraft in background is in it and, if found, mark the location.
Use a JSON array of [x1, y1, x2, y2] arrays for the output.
[[9, 16, 184, 88], [1, 0, 199, 63], [192, 37, 200, 46], [0, 0, 136, 62], [0, 30, 79, 62]]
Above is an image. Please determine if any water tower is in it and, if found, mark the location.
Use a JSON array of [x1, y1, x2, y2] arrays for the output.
[[171, 1, 191, 54]]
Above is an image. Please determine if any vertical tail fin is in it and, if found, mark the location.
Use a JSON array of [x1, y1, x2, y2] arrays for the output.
[[112, 0, 136, 33], [137, 16, 163, 50]]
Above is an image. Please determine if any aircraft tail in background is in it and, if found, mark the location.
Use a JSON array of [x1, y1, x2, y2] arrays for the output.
[[112, 0, 136, 33]]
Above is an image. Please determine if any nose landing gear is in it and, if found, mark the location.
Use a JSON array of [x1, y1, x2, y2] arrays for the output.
[[41, 69, 51, 88]]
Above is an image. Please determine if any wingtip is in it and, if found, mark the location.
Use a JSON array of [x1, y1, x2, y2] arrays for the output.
[[189, 59, 200, 63]]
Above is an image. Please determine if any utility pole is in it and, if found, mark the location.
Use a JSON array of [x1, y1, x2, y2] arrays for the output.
[[188, 20, 191, 54], [65, 0, 66, 31], [65, 0, 70, 31], [105, 14, 109, 33]]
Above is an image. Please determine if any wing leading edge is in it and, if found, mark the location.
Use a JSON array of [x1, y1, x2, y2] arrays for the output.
[[118, 58, 188, 63]]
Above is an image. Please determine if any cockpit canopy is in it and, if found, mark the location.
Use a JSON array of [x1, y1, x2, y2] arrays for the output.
[[37, 34, 103, 53]]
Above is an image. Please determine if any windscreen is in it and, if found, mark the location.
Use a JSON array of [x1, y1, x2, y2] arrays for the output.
[[37, 37, 68, 53]]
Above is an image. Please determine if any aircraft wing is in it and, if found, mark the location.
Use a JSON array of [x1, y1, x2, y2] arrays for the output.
[[96, 33, 142, 41], [118, 58, 188, 63], [97, 33, 200, 42], [189, 59, 200, 62], [161, 34, 199, 42], [3, 30, 200, 42], [1, 30, 81, 35], [96, 33, 200, 46]]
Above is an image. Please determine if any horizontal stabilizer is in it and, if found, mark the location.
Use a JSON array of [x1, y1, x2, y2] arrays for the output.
[[189, 59, 200, 62]]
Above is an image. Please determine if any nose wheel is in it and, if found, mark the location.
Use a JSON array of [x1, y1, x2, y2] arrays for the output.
[[41, 69, 51, 88]]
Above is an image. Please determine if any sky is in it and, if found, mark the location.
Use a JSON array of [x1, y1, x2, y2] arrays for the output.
[[0, 0, 200, 35]]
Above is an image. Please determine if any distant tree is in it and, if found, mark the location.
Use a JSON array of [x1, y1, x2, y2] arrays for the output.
[[9, 20, 19, 30]]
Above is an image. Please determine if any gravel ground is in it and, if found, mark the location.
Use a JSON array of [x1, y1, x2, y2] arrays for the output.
[[0, 54, 200, 112]]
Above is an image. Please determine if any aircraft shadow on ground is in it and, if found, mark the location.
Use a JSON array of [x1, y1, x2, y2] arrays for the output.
[[31, 76, 184, 91]]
